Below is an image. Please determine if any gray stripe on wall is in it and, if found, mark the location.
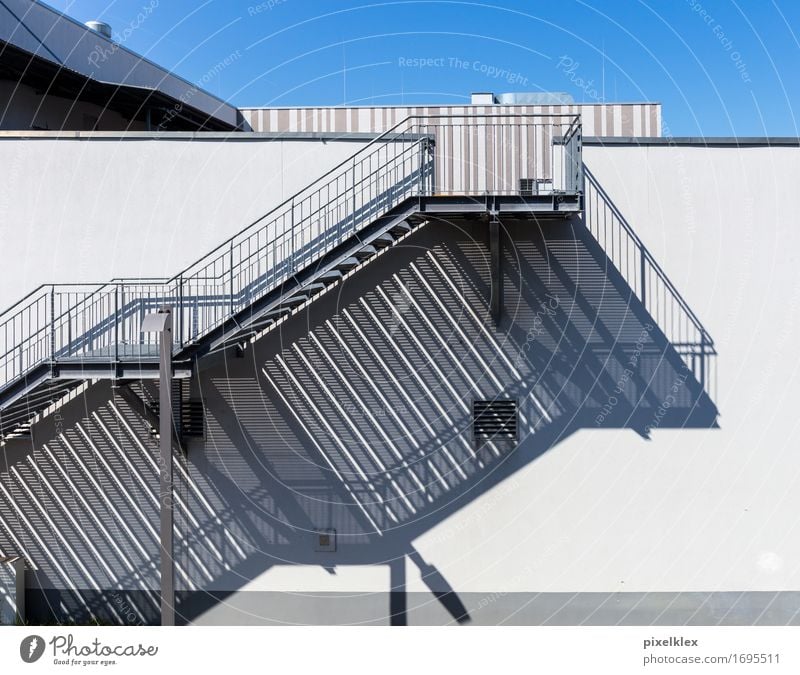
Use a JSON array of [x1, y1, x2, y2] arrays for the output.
[[24, 589, 799, 626], [185, 591, 800, 625]]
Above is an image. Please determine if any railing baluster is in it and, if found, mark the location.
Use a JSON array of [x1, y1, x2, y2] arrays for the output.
[[229, 242, 235, 316], [351, 157, 357, 234], [49, 286, 55, 363], [114, 285, 119, 362], [178, 276, 184, 347]]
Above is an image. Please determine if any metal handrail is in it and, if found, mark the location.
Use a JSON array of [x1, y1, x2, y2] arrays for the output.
[[0, 112, 581, 319], [0, 112, 583, 391]]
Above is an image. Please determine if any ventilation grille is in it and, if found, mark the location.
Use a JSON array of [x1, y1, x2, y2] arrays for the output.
[[180, 399, 205, 437], [519, 178, 536, 196], [473, 400, 517, 442], [519, 177, 553, 196], [151, 398, 205, 438]]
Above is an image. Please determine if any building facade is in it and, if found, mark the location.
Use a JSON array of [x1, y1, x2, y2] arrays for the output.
[[1, 0, 799, 627]]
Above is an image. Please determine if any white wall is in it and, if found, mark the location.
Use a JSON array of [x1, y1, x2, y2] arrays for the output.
[[408, 144, 800, 595], [0, 134, 370, 308], [3, 137, 799, 624]]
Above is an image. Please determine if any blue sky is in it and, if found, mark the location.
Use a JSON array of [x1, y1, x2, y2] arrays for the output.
[[50, 0, 800, 135]]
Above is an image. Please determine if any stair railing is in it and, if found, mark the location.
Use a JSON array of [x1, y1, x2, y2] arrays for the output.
[[0, 113, 582, 391]]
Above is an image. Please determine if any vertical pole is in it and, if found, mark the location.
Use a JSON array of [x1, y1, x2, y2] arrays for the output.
[[229, 243, 234, 316], [489, 215, 502, 326], [430, 127, 436, 195], [49, 286, 55, 363], [389, 556, 407, 626], [159, 309, 175, 627], [418, 131, 423, 195], [114, 286, 119, 363], [351, 157, 357, 233], [290, 198, 295, 272], [177, 277, 183, 348]]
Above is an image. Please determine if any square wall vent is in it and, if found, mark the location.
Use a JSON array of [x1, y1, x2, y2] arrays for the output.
[[473, 399, 518, 443]]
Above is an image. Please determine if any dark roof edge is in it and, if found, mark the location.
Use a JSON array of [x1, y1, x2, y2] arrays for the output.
[[584, 136, 800, 147]]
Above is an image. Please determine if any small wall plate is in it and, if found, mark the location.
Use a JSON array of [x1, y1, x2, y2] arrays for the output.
[[314, 528, 336, 553]]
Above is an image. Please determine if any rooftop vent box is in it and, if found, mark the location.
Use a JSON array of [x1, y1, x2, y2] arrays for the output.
[[496, 92, 574, 105], [85, 21, 113, 39], [471, 92, 496, 105]]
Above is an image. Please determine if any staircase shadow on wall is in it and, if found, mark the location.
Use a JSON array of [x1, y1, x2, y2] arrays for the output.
[[176, 213, 719, 625], [0, 207, 719, 626]]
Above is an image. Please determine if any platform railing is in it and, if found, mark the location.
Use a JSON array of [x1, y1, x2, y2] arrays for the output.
[[0, 113, 582, 390]]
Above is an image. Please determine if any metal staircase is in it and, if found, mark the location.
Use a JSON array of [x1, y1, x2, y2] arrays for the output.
[[0, 112, 584, 441]]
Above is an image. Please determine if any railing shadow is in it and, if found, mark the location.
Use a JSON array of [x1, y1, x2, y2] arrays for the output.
[[2, 210, 722, 626], [583, 165, 717, 401]]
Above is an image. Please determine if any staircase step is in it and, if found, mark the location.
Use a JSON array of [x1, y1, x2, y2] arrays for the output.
[[335, 257, 359, 270], [300, 282, 326, 295], [372, 233, 395, 248], [282, 294, 309, 306], [249, 317, 275, 330], [318, 270, 343, 283], [354, 245, 378, 260], [390, 222, 412, 236], [265, 306, 293, 318]]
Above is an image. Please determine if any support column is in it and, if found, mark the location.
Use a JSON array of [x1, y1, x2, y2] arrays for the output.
[[142, 308, 175, 627], [158, 311, 175, 626], [489, 215, 502, 325], [389, 556, 407, 626]]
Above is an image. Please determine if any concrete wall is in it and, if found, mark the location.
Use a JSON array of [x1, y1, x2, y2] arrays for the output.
[[0, 133, 371, 308], [1, 138, 798, 625]]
